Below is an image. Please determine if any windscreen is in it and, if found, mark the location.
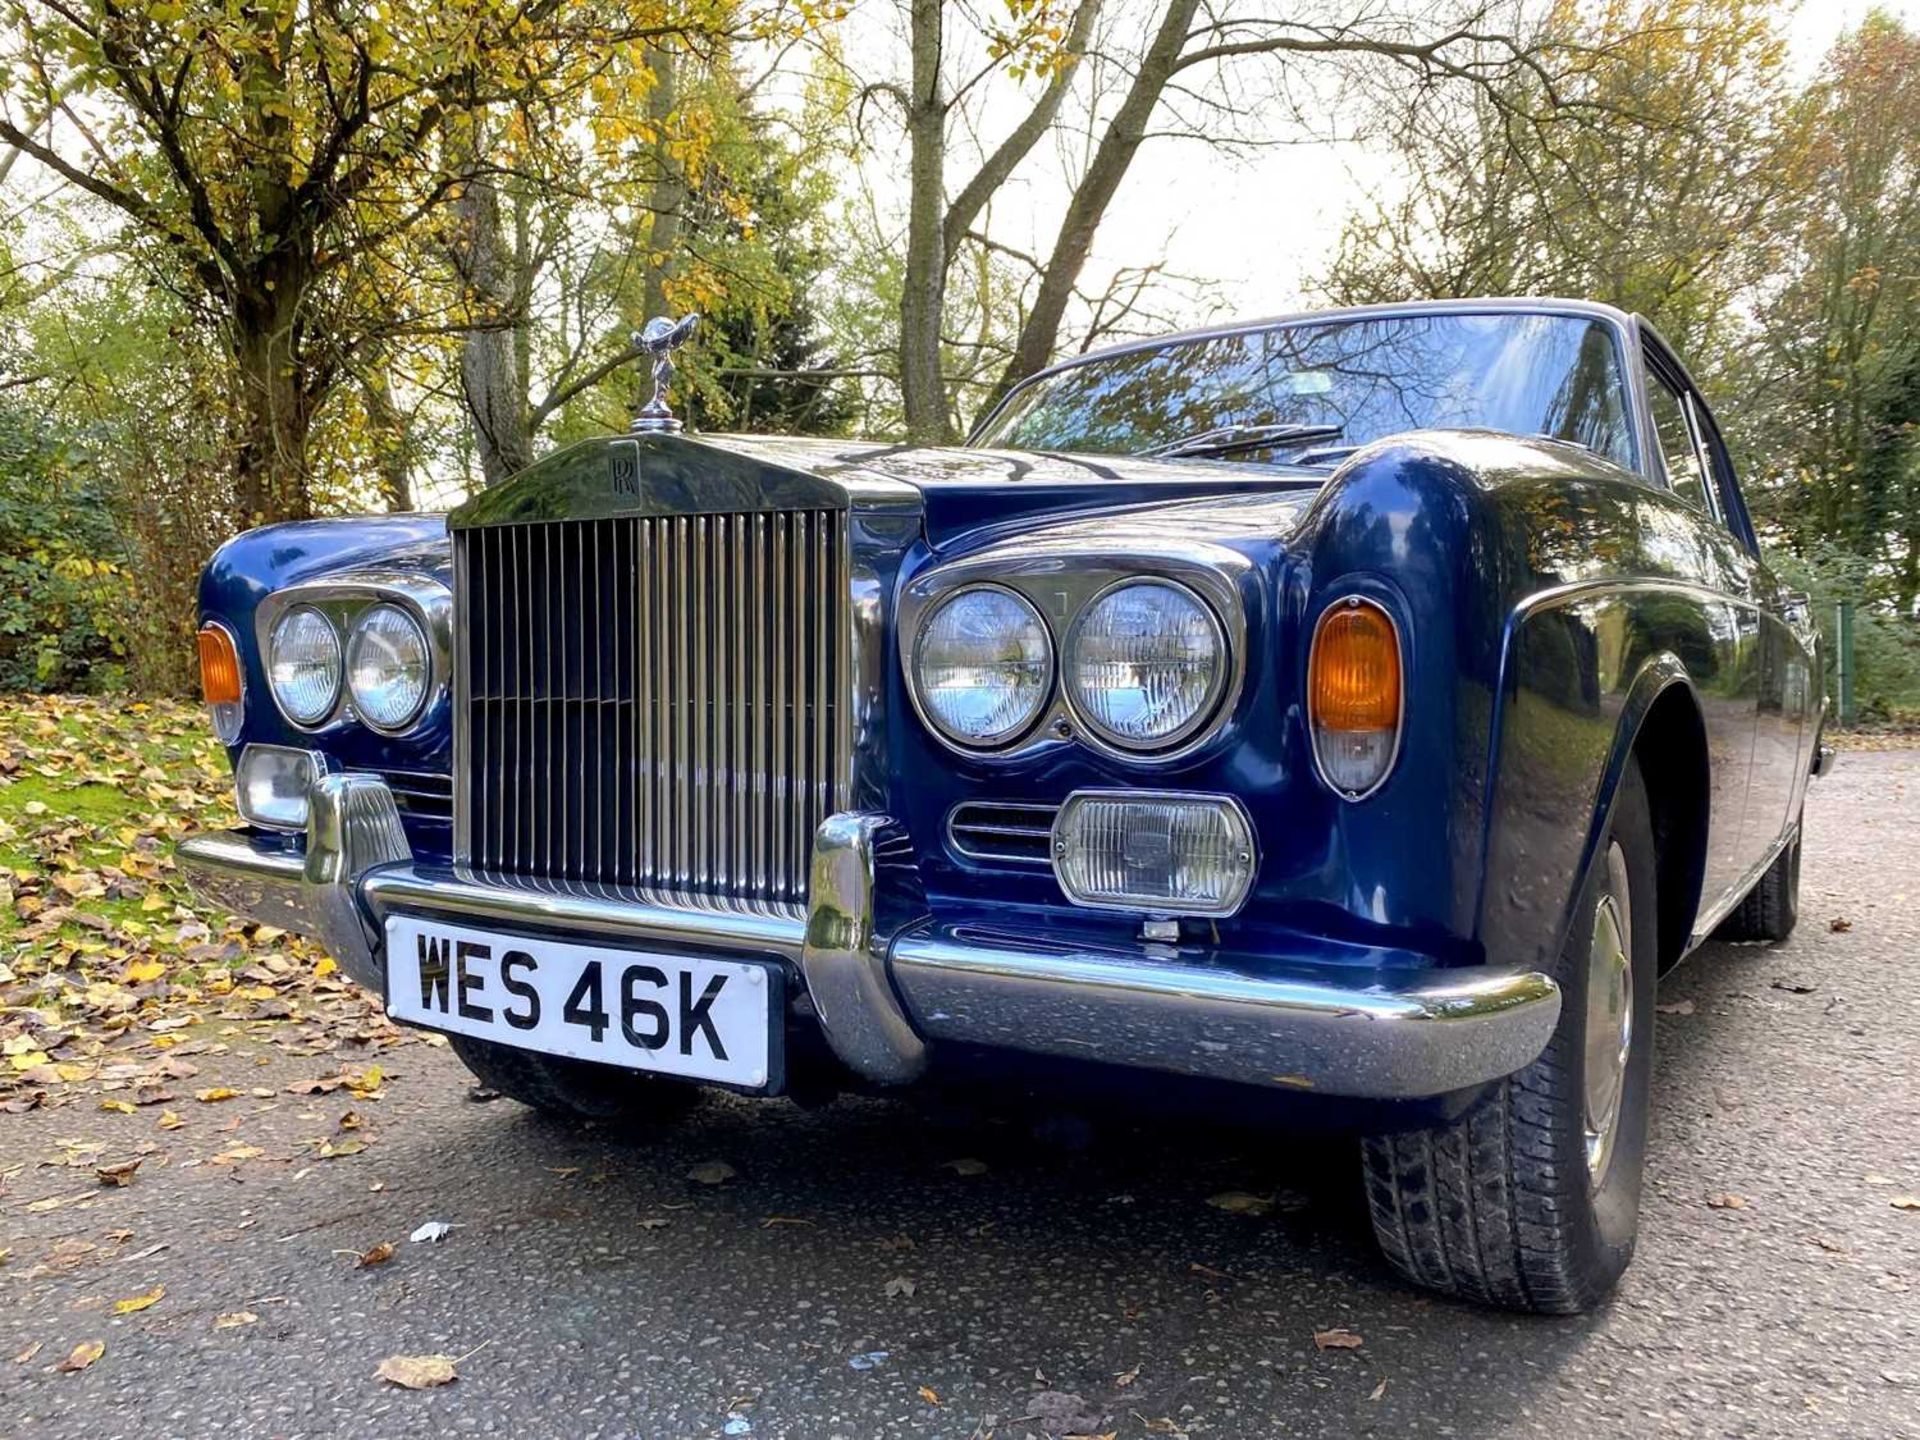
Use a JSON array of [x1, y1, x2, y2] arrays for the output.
[[975, 310, 1635, 468]]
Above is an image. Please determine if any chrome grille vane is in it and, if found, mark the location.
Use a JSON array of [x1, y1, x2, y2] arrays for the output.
[[455, 509, 848, 914]]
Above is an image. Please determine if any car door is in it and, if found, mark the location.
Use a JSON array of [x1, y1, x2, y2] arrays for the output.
[[1691, 397, 1815, 860], [1641, 344, 1762, 906]]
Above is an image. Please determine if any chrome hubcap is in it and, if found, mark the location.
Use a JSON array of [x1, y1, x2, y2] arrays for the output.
[[1583, 842, 1633, 1189]]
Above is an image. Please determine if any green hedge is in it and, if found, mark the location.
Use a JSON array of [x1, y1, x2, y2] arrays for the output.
[[0, 403, 134, 692]]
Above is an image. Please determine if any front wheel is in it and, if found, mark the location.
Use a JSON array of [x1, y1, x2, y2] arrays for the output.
[[1361, 757, 1659, 1313], [448, 1034, 702, 1126]]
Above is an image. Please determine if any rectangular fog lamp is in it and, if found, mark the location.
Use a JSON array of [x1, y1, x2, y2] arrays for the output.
[[235, 744, 325, 832], [1050, 790, 1257, 917]]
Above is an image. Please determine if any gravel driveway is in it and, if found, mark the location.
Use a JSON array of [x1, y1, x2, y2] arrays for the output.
[[4, 748, 1916, 1440]]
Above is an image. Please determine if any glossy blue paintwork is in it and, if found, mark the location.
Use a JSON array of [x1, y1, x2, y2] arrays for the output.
[[195, 300, 1820, 1008], [200, 514, 455, 850]]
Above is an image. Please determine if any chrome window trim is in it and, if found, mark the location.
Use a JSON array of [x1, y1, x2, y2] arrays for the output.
[[896, 536, 1252, 767], [1306, 594, 1407, 803], [256, 571, 451, 736], [1060, 576, 1231, 753], [905, 582, 1057, 754]]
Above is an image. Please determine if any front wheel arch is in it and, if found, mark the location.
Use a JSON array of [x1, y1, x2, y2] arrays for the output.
[[1598, 664, 1709, 973]]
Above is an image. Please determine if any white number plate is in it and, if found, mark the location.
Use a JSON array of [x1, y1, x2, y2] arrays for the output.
[[383, 915, 779, 1090]]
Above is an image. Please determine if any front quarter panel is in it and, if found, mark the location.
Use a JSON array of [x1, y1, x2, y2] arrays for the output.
[[199, 514, 454, 849]]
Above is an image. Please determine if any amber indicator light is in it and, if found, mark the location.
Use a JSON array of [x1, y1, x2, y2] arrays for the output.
[[1309, 602, 1400, 732], [197, 624, 243, 706]]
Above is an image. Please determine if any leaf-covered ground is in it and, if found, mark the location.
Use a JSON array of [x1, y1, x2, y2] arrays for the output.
[[0, 700, 1915, 1437], [0, 694, 419, 1119]]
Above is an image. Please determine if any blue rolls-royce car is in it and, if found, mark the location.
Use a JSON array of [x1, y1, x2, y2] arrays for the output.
[[180, 298, 1828, 1312]]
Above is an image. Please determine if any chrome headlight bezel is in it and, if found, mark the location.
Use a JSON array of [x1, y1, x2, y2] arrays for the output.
[[266, 605, 343, 727], [255, 573, 451, 735], [896, 537, 1249, 766], [907, 582, 1056, 751], [345, 602, 434, 734], [1061, 577, 1230, 752]]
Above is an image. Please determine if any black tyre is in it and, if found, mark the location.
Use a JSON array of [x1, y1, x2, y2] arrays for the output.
[[1361, 757, 1660, 1313], [1713, 824, 1800, 943], [447, 1034, 702, 1125]]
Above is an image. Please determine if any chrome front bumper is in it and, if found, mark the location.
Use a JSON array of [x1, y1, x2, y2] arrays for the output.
[[178, 780, 1561, 1100]]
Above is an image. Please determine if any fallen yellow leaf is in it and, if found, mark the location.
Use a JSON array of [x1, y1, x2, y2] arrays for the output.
[[194, 1087, 238, 1103], [113, 1286, 164, 1315], [99, 1098, 137, 1114], [213, 1311, 258, 1330], [123, 959, 165, 984], [55, 1339, 104, 1372]]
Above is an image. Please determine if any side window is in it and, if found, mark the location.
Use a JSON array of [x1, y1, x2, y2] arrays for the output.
[[1646, 370, 1715, 516], [1689, 401, 1754, 549]]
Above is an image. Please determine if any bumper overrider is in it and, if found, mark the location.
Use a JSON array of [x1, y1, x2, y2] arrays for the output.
[[177, 774, 1560, 1100]]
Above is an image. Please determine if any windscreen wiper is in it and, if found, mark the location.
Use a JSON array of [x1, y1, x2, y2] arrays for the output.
[[1140, 422, 1345, 461]]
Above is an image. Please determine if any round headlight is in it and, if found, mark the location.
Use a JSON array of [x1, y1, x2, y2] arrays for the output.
[[913, 586, 1052, 747], [1065, 580, 1226, 749], [267, 606, 341, 726], [346, 604, 432, 731]]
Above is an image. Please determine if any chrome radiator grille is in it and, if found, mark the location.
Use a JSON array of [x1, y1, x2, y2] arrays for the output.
[[454, 510, 848, 912]]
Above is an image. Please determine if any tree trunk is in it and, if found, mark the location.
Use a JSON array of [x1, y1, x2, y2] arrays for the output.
[[900, 0, 952, 445], [641, 43, 685, 322], [230, 277, 315, 525], [456, 167, 533, 488], [986, 0, 1200, 411], [362, 362, 415, 513]]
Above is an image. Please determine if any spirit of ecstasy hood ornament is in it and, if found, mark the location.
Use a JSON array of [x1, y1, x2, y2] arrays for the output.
[[630, 313, 700, 433]]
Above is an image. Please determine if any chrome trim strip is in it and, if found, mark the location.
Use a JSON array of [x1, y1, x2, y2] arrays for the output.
[[1510, 573, 1767, 622], [890, 925, 1561, 1098]]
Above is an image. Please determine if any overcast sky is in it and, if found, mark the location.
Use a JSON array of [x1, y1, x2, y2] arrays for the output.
[[904, 0, 1920, 329]]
